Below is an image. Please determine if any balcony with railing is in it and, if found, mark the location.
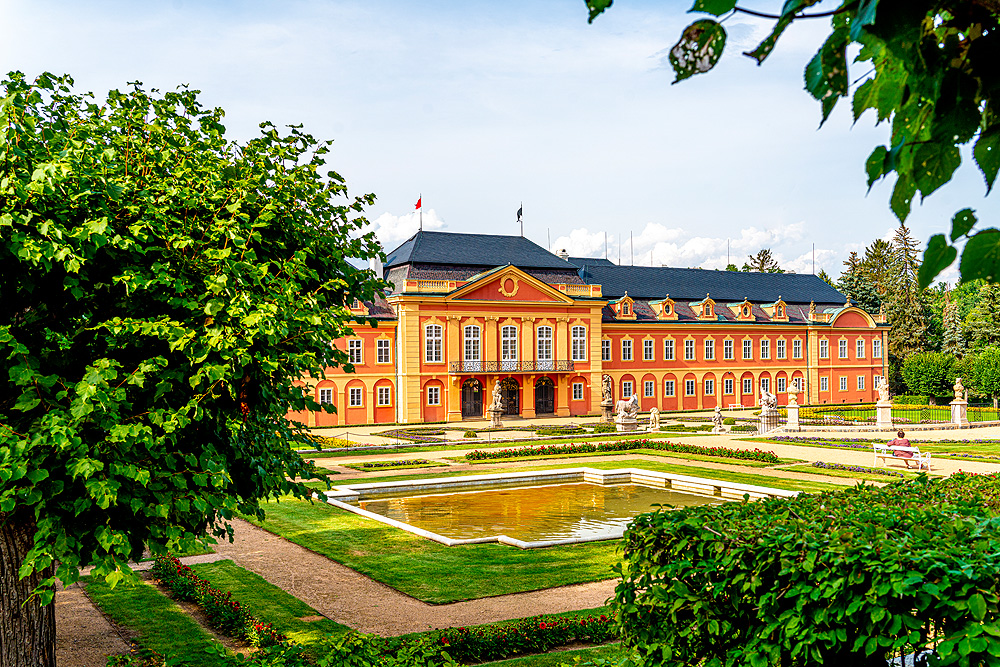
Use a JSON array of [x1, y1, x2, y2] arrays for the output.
[[449, 360, 575, 374]]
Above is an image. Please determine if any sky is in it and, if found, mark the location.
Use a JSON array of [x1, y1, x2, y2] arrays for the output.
[[2, 0, 995, 281]]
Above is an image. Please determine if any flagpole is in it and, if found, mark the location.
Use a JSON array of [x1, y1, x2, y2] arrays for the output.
[[419, 193, 423, 232], [520, 202, 523, 237]]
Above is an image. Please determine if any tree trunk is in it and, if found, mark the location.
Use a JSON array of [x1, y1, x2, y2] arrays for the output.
[[0, 513, 55, 667]]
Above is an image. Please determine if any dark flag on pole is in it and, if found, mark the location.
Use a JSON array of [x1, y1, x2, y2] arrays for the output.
[[517, 203, 523, 236]]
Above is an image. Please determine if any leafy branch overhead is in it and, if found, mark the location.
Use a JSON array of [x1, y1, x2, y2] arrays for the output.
[[586, 0, 999, 288]]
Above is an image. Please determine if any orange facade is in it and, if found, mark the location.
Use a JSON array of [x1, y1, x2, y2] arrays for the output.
[[289, 259, 888, 427]]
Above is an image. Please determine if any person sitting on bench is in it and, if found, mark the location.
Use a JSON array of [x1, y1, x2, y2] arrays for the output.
[[887, 430, 914, 467]]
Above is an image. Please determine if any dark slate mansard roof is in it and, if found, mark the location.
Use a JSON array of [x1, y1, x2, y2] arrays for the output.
[[386, 231, 578, 270]]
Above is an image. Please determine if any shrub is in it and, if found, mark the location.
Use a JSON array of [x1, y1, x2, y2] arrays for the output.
[[465, 439, 780, 464], [728, 424, 757, 433], [901, 351, 956, 401], [151, 557, 285, 648], [616, 474, 1000, 667], [463, 430, 477, 438], [591, 422, 617, 433], [535, 427, 585, 435], [353, 459, 430, 469], [722, 417, 736, 425], [892, 394, 930, 405]]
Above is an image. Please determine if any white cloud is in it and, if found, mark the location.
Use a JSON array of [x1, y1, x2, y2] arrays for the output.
[[366, 208, 446, 251]]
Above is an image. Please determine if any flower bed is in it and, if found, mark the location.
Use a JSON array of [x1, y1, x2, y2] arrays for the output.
[[151, 557, 285, 647], [352, 459, 432, 469], [811, 461, 904, 478], [465, 439, 780, 464]]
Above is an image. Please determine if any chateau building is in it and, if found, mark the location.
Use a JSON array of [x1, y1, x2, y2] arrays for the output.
[[287, 231, 888, 427]]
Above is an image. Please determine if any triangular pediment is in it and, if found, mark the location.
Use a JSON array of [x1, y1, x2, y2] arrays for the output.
[[448, 266, 574, 303]]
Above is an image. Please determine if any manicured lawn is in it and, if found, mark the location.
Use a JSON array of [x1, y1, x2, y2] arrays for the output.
[[190, 559, 349, 649], [253, 497, 620, 603], [516, 460, 845, 494], [479, 644, 622, 666], [84, 576, 231, 667], [341, 460, 445, 472], [781, 463, 919, 483], [751, 436, 1000, 457]]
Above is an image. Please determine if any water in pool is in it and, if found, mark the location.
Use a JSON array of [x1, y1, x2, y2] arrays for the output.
[[357, 482, 723, 541]]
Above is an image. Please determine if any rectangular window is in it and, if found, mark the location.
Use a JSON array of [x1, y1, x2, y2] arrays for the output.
[[318, 387, 333, 404], [874, 375, 883, 390], [723, 339, 733, 360], [760, 378, 770, 393], [856, 339, 866, 358], [743, 339, 752, 360], [427, 386, 440, 405], [776, 339, 786, 359], [349, 387, 362, 407], [873, 338, 882, 358], [820, 376, 829, 391], [724, 378, 734, 395], [536, 326, 553, 367], [572, 326, 587, 361], [572, 382, 584, 400], [464, 325, 481, 361], [819, 340, 829, 359], [622, 381, 633, 398], [425, 325, 442, 363], [742, 378, 752, 395], [684, 339, 695, 360], [777, 377, 786, 392], [501, 325, 518, 369], [644, 380, 655, 398], [643, 339, 654, 361], [793, 339, 802, 359], [602, 339, 611, 361], [704, 339, 715, 360], [664, 380, 675, 396], [376, 339, 390, 364], [857, 375, 866, 390], [348, 339, 363, 364], [664, 339, 675, 360], [685, 379, 696, 396], [377, 386, 391, 406], [839, 376, 848, 391], [794, 377, 803, 391], [704, 379, 715, 395], [622, 339, 633, 362], [760, 339, 770, 360], [839, 340, 848, 359]]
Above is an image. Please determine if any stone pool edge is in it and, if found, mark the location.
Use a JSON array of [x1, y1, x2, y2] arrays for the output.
[[321, 468, 797, 550]]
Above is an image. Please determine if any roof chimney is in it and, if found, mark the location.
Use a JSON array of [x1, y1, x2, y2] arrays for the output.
[[556, 248, 569, 260], [369, 256, 383, 277]]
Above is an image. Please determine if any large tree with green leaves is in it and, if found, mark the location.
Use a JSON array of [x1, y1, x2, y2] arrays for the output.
[[0, 72, 382, 665], [964, 283, 1000, 351], [585, 0, 997, 287], [901, 351, 957, 402], [970, 347, 1000, 409]]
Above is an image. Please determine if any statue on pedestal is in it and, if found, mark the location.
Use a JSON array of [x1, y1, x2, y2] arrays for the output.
[[487, 381, 504, 428], [954, 377, 966, 400], [615, 394, 640, 431], [712, 406, 725, 433], [600, 374, 614, 422], [759, 389, 777, 415], [876, 376, 890, 405], [787, 387, 799, 407], [648, 407, 660, 430]]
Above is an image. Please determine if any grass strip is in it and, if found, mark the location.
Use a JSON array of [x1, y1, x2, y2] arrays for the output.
[[341, 460, 444, 472], [190, 559, 349, 650], [479, 644, 623, 667], [84, 575, 231, 667], [252, 497, 620, 604], [453, 449, 794, 468]]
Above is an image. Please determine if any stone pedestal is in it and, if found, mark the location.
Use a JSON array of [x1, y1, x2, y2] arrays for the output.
[[600, 401, 614, 423], [487, 408, 504, 429], [615, 417, 638, 432], [951, 399, 969, 427], [876, 401, 893, 429], [758, 412, 780, 435], [786, 404, 800, 429]]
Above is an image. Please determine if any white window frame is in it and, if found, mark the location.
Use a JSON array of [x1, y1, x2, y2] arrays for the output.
[[874, 375, 883, 390], [664, 339, 675, 361], [602, 339, 611, 361], [839, 339, 848, 359], [743, 339, 752, 360], [644, 380, 655, 398], [857, 375, 866, 391], [572, 326, 587, 361], [723, 339, 733, 360], [621, 339, 633, 362], [820, 376, 829, 391], [777, 377, 786, 393], [704, 339, 715, 360], [742, 378, 752, 395], [425, 324, 443, 363], [501, 325, 518, 370], [318, 387, 333, 404], [427, 385, 441, 405], [873, 338, 883, 358], [793, 339, 802, 359], [622, 380, 633, 398], [839, 376, 848, 391], [349, 387, 363, 407], [760, 378, 770, 393], [463, 325, 481, 372], [794, 377, 803, 391], [572, 382, 584, 400], [684, 339, 695, 361], [856, 339, 866, 358], [819, 340, 829, 359], [760, 339, 770, 360], [776, 339, 786, 359], [724, 378, 734, 395], [536, 326, 553, 370], [643, 339, 655, 361], [705, 379, 715, 395], [664, 380, 675, 396], [377, 386, 391, 406], [348, 339, 363, 364], [685, 379, 696, 396], [376, 339, 390, 364]]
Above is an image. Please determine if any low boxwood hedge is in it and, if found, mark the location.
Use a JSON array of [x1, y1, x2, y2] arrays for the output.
[[616, 473, 1000, 666], [466, 439, 780, 463]]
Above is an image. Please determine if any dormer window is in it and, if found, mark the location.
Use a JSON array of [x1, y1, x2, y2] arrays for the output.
[[704, 305, 713, 318], [622, 303, 631, 316], [776, 305, 784, 317], [743, 306, 750, 317]]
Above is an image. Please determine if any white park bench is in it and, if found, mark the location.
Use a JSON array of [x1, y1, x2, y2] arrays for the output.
[[873, 444, 932, 471]]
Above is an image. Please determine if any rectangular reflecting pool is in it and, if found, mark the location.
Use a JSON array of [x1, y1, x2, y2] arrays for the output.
[[325, 468, 796, 549]]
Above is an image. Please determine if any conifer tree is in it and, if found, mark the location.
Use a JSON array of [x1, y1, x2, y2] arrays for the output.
[[942, 293, 966, 358], [886, 225, 927, 360], [836, 252, 881, 314], [817, 269, 834, 286]]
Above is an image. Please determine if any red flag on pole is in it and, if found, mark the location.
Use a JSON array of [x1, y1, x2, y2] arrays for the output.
[[415, 197, 422, 210]]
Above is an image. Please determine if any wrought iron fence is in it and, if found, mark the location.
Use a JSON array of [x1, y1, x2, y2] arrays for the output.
[[448, 360, 575, 374], [969, 405, 1000, 422]]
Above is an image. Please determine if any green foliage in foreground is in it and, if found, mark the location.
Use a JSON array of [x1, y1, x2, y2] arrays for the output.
[[253, 499, 619, 603], [85, 576, 231, 667], [616, 473, 1000, 666]]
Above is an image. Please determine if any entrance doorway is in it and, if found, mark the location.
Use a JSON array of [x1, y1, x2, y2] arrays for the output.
[[500, 377, 520, 416], [461, 379, 482, 419], [535, 377, 555, 415]]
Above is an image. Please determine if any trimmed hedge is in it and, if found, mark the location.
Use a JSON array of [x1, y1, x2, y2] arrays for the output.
[[535, 426, 586, 436], [465, 439, 780, 463], [151, 557, 285, 648], [616, 473, 1000, 666], [893, 394, 931, 405]]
